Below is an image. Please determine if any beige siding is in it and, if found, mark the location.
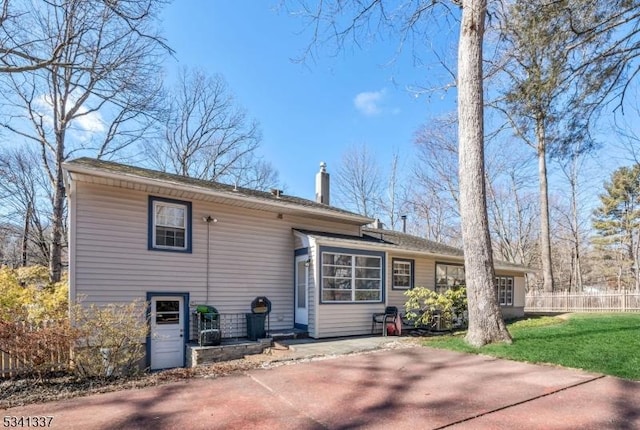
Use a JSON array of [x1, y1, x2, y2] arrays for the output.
[[386, 254, 436, 312], [73, 182, 360, 333], [513, 276, 526, 307], [316, 303, 382, 338]]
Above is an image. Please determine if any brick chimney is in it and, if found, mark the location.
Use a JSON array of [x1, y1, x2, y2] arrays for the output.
[[315, 162, 330, 205]]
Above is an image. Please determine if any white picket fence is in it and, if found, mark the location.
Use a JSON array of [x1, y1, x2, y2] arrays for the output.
[[525, 291, 640, 313]]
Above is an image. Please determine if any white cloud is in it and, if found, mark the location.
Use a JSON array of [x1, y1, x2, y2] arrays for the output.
[[74, 107, 105, 134], [34, 93, 105, 141], [353, 89, 386, 116]]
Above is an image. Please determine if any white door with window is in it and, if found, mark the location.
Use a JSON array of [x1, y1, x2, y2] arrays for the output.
[[150, 296, 184, 370], [295, 256, 309, 327]]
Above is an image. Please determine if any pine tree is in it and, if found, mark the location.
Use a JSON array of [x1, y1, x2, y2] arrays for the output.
[[593, 165, 640, 290]]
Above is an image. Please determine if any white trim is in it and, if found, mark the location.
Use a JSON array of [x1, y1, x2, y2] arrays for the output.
[[67, 173, 77, 304], [392, 259, 412, 290], [320, 251, 383, 303], [152, 200, 188, 251]]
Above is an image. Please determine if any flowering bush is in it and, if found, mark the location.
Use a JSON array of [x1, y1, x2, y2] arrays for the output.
[[0, 266, 68, 323], [404, 286, 468, 330]]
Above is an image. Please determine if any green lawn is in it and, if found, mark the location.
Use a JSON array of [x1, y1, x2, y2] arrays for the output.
[[422, 313, 640, 380]]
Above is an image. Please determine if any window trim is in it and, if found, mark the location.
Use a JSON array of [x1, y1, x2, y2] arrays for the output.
[[496, 276, 514, 306], [148, 196, 192, 253], [319, 246, 385, 304], [392, 258, 414, 290], [435, 262, 465, 293]]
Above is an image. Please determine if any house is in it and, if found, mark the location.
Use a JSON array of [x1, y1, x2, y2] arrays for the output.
[[63, 158, 529, 369]]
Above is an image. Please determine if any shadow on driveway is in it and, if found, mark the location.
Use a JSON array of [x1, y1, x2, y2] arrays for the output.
[[5, 346, 640, 429]]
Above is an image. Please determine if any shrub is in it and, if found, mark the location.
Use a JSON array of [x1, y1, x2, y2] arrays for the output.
[[0, 266, 68, 323], [71, 300, 149, 378], [404, 286, 468, 329]]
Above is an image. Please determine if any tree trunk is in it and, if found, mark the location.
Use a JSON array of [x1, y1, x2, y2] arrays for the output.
[[21, 202, 31, 267], [49, 140, 66, 283], [570, 170, 582, 292], [458, 0, 511, 347], [536, 120, 554, 292]]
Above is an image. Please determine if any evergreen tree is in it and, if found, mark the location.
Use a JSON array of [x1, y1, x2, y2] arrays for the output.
[[593, 165, 640, 290]]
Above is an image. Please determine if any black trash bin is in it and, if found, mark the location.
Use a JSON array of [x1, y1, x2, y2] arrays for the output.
[[246, 296, 271, 340], [245, 313, 266, 341]]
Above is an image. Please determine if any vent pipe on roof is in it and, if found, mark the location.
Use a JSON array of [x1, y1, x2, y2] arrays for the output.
[[401, 215, 407, 233], [315, 162, 330, 205]]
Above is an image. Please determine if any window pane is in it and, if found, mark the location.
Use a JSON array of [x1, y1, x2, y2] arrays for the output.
[[394, 275, 410, 287], [436, 264, 447, 286], [394, 262, 410, 275], [323, 278, 352, 290], [324, 253, 351, 266], [355, 268, 381, 279], [156, 227, 185, 248], [155, 300, 180, 325], [323, 266, 352, 277], [355, 279, 380, 290], [297, 261, 306, 308], [355, 290, 381, 301], [355, 256, 380, 268], [156, 205, 185, 228], [322, 290, 351, 301], [156, 313, 180, 324], [156, 300, 179, 312]]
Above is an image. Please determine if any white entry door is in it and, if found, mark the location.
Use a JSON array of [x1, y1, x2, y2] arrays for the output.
[[295, 255, 309, 327], [150, 296, 184, 370]]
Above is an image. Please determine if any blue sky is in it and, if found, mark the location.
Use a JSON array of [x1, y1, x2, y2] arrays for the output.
[[157, 1, 640, 217], [159, 1, 457, 200]]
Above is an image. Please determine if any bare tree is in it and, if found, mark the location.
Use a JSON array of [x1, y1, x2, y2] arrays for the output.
[[225, 153, 281, 192], [412, 114, 461, 244], [486, 158, 539, 269], [378, 149, 413, 231], [0, 146, 50, 266], [0, 0, 171, 73], [334, 143, 383, 217], [0, 0, 169, 282], [145, 68, 276, 189], [0, 0, 67, 73], [288, 0, 511, 346]]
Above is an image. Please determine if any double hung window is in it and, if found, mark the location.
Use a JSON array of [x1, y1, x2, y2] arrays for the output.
[[149, 197, 192, 252]]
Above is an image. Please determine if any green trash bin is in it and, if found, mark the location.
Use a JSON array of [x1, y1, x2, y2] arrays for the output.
[[246, 313, 266, 340]]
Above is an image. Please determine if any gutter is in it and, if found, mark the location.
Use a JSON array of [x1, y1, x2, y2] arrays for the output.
[[62, 162, 374, 225]]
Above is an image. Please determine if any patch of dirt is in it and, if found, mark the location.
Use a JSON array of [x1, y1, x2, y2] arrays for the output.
[[0, 356, 273, 410]]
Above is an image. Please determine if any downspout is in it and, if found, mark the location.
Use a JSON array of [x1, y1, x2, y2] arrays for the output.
[[203, 216, 217, 303]]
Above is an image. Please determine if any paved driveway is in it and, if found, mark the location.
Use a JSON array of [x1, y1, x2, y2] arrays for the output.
[[4, 346, 639, 429]]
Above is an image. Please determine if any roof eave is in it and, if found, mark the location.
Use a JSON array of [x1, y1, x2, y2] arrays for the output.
[[299, 233, 531, 273], [63, 162, 374, 225]]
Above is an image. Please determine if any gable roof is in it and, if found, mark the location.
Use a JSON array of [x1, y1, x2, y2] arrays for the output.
[[63, 158, 373, 224]]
